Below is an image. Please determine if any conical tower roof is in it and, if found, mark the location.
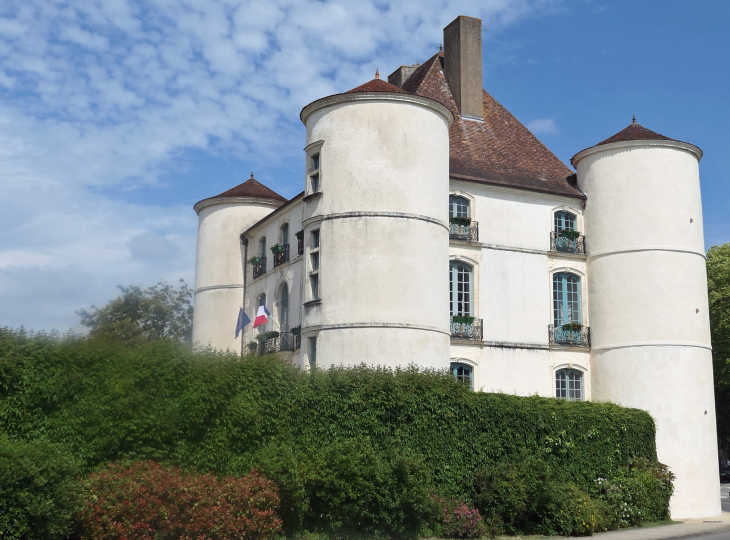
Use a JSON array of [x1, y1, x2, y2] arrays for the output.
[[571, 117, 701, 165], [194, 173, 288, 213]]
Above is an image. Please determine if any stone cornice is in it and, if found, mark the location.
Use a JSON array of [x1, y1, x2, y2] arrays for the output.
[[571, 139, 703, 166], [194, 196, 284, 215]]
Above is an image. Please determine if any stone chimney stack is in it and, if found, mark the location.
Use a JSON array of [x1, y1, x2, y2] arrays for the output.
[[443, 15, 483, 120], [387, 64, 418, 88]]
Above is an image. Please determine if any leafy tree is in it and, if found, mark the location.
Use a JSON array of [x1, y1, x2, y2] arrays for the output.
[[77, 279, 193, 344], [707, 243, 730, 451]]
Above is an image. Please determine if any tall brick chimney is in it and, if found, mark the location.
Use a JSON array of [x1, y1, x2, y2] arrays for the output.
[[443, 15, 483, 121]]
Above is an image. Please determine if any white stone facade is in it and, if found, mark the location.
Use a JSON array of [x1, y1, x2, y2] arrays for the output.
[[191, 16, 719, 521]]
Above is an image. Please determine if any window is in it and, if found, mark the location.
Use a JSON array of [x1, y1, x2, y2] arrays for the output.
[[553, 273, 581, 325], [309, 336, 317, 370], [451, 362, 473, 388], [280, 283, 289, 333], [311, 230, 320, 249], [554, 211, 576, 232], [556, 369, 583, 401], [259, 237, 266, 257], [449, 261, 472, 316], [281, 223, 289, 247], [309, 153, 321, 194], [311, 252, 319, 271], [310, 274, 319, 300], [449, 195, 470, 218]]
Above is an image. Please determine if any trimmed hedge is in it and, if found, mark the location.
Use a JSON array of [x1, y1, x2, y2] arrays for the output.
[[0, 329, 660, 535]]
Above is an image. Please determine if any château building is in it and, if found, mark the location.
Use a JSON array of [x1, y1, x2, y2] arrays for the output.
[[192, 16, 719, 519]]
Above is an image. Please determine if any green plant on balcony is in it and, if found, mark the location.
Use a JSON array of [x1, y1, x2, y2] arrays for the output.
[[452, 315, 475, 324], [558, 230, 581, 239], [256, 330, 280, 341], [449, 216, 472, 226], [247, 256, 261, 265], [295, 230, 304, 239], [270, 244, 284, 254], [561, 322, 583, 331], [291, 325, 301, 335], [247, 341, 258, 352]]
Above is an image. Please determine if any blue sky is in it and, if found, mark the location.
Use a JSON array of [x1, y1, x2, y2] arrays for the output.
[[0, 0, 728, 332]]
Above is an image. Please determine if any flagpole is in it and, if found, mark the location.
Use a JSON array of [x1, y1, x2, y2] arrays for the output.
[[240, 233, 248, 358]]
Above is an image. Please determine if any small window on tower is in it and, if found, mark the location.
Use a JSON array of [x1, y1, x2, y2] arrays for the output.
[[310, 173, 320, 193], [311, 230, 320, 249], [310, 153, 320, 172]]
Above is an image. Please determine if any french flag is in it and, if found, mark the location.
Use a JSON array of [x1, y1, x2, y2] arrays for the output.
[[253, 300, 270, 328]]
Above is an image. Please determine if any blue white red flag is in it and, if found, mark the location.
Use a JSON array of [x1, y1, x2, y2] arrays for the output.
[[235, 307, 251, 338], [253, 300, 270, 328]]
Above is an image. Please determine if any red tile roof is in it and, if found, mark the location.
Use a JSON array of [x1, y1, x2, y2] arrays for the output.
[[346, 77, 408, 94], [199, 175, 288, 205], [403, 52, 583, 199], [595, 122, 675, 146]]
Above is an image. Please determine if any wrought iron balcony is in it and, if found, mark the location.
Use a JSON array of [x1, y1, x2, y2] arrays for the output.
[[550, 231, 585, 255], [273, 244, 290, 268], [549, 324, 590, 348], [259, 332, 300, 354], [450, 316, 483, 341], [297, 236, 304, 256], [449, 220, 479, 242], [252, 257, 266, 279]]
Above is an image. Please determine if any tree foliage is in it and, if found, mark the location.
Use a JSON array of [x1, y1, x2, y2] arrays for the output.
[[76, 279, 193, 344], [707, 243, 730, 450]]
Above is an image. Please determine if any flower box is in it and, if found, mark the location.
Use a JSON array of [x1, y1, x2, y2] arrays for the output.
[[270, 244, 284, 254], [558, 230, 581, 239], [561, 323, 583, 331], [247, 256, 261, 265], [452, 315, 475, 324], [449, 217, 472, 226], [295, 230, 304, 239]]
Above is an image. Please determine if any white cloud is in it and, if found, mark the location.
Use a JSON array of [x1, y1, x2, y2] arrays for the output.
[[0, 0, 567, 332], [527, 118, 559, 134]]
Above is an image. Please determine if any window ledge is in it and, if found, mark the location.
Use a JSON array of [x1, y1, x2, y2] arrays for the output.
[[303, 299, 321, 308], [450, 338, 483, 347], [449, 238, 481, 247], [547, 250, 587, 261], [303, 192, 323, 202], [548, 345, 591, 352]]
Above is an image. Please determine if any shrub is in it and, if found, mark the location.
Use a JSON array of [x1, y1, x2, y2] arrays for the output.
[[306, 439, 431, 539], [595, 458, 675, 528], [429, 496, 484, 539], [537, 483, 610, 536], [78, 461, 281, 540], [0, 437, 82, 540]]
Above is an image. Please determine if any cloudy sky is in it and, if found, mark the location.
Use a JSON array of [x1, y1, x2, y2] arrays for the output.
[[1, 0, 728, 332]]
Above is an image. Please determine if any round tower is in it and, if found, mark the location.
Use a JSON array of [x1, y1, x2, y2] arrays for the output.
[[192, 175, 287, 351], [572, 120, 719, 518], [298, 76, 454, 368]]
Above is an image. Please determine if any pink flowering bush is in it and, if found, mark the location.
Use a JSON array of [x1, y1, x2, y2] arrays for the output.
[[429, 495, 484, 539]]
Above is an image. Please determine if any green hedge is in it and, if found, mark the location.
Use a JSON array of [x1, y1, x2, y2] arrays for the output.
[[0, 329, 657, 490], [0, 329, 659, 534]]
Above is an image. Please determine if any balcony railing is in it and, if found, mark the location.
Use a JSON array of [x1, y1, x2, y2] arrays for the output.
[[297, 236, 304, 256], [550, 231, 585, 255], [450, 317, 483, 341], [259, 332, 301, 354], [252, 257, 266, 279], [449, 221, 479, 242], [273, 244, 290, 268], [549, 324, 590, 348]]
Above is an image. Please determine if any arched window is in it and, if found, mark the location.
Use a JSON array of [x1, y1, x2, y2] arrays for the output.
[[280, 283, 289, 333], [281, 223, 289, 247], [556, 368, 583, 401], [451, 362, 473, 388], [449, 195, 470, 218], [259, 237, 266, 257], [553, 272, 581, 325], [450, 261, 473, 316], [554, 211, 576, 232]]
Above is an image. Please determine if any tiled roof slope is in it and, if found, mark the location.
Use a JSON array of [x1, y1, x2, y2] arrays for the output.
[[347, 78, 408, 94], [403, 53, 583, 199], [202, 176, 288, 204], [596, 122, 675, 146]]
